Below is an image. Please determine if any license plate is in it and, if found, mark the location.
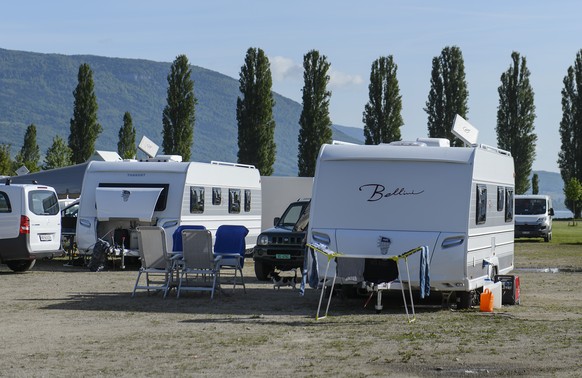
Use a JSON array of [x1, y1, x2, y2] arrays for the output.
[[276, 254, 291, 259], [522, 231, 530, 235], [39, 234, 52, 242]]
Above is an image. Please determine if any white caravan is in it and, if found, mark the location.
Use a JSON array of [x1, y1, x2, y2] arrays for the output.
[[307, 137, 515, 308], [76, 158, 261, 256]]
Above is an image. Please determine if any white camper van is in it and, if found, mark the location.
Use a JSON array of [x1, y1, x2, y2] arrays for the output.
[[0, 181, 62, 271], [307, 137, 515, 308], [514, 195, 553, 242], [75, 158, 261, 257]]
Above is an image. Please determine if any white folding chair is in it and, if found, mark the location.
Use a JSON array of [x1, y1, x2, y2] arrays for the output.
[[177, 229, 220, 299], [132, 226, 174, 298]]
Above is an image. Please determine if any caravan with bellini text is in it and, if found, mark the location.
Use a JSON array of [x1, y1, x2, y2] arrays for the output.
[[75, 152, 261, 258], [306, 115, 515, 309]]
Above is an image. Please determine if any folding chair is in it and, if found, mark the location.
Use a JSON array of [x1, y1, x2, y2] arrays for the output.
[[213, 225, 249, 292], [177, 229, 220, 299], [132, 226, 175, 298], [172, 225, 206, 254]]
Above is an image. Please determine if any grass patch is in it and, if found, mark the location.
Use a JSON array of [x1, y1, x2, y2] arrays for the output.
[[515, 220, 582, 269]]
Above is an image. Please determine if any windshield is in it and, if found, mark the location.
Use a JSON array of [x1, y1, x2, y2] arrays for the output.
[[277, 202, 308, 230], [515, 198, 547, 215]]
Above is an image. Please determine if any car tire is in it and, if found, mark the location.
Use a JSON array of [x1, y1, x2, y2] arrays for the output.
[[254, 261, 272, 281], [544, 232, 551, 242], [6, 259, 36, 272]]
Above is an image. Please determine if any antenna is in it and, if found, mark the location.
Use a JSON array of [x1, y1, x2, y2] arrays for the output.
[[451, 114, 479, 146], [138, 136, 159, 158]]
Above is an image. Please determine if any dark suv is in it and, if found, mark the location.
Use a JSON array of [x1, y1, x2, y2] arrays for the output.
[[252, 199, 310, 280]]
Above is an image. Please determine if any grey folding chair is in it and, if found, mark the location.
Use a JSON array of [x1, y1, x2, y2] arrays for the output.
[[132, 226, 174, 298], [177, 229, 220, 299]]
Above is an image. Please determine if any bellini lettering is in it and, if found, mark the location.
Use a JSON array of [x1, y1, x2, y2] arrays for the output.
[[359, 184, 425, 202]]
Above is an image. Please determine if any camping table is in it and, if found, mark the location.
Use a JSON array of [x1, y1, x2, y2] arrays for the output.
[[307, 243, 428, 323]]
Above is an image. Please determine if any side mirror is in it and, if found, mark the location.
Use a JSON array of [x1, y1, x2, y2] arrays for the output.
[[273, 217, 280, 226], [549, 208, 554, 217]]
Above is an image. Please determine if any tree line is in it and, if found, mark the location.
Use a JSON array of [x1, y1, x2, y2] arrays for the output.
[[1, 46, 582, 216]]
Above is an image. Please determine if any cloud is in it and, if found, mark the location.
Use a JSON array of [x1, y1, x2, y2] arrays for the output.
[[269, 55, 364, 88], [328, 68, 364, 88], [270, 56, 302, 81]]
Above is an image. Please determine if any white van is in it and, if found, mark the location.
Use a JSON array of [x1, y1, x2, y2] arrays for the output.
[[0, 181, 62, 271], [514, 195, 553, 242], [307, 137, 515, 309], [76, 158, 262, 257]]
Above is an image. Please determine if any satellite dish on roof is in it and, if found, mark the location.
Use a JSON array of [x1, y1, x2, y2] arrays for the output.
[[138, 136, 159, 158], [452, 114, 479, 146], [15, 165, 29, 176]]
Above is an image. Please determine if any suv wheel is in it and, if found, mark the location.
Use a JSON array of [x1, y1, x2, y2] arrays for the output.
[[254, 261, 272, 281], [6, 259, 36, 272]]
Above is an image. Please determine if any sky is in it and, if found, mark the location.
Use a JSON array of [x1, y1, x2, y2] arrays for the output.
[[2, 1, 581, 173]]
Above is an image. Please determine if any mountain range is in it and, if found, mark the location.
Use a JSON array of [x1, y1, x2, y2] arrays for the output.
[[0, 48, 362, 176], [0, 48, 568, 210]]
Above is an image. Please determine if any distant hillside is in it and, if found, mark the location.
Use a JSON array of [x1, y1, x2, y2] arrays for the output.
[[0, 48, 361, 176], [528, 171, 567, 211]]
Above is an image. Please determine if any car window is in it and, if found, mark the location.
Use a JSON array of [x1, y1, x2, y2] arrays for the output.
[[0, 191, 11, 213], [28, 190, 59, 216], [62, 202, 79, 217]]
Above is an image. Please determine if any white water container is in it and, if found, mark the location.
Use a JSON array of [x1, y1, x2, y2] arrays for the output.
[[484, 281, 503, 309]]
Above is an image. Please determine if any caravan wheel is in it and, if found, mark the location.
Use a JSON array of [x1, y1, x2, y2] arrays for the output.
[[456, 291, 473, 309]]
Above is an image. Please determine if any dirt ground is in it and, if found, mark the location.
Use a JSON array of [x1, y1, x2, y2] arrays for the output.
[[1, 242, 581, 377]]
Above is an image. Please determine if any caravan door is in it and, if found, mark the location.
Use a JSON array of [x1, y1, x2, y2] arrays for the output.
[[95, 187, 163, 221]]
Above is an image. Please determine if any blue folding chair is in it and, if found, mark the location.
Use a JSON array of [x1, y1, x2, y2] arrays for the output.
[[213, 225, 249, 292]]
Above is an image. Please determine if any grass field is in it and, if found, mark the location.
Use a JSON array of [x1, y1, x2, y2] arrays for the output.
[[515, 220, 582, 270]]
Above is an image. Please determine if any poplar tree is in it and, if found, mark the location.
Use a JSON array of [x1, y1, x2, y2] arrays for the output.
[[0, 144, 13, 176], [496, 51, 537, 195], [15, 124, 40, 172], [558, 49, 582, 195], [118, 112, 137, 159], [162, 54, 196, 161], [69, 63, 102, 164], [44, 136, 72, 170], [298, 50, 332, 177], [532, 173, 539, 195], [363, 55, 403, 144], [236, 47, 276, 175], [424, 46, 468, 146], [564, 177, 582, 219]]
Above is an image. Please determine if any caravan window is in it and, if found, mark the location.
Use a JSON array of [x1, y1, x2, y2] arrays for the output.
[[497, 186, 504, 212], [0, 192, 11, 213], [229, 189, 241, 214], [212, 187, 222, 205], [99, 183, 169, 211], [190, 186, 205, 214], [505, 188, 514, 222], [244, 189, 251, 212], [476, 184, 487, 225]]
